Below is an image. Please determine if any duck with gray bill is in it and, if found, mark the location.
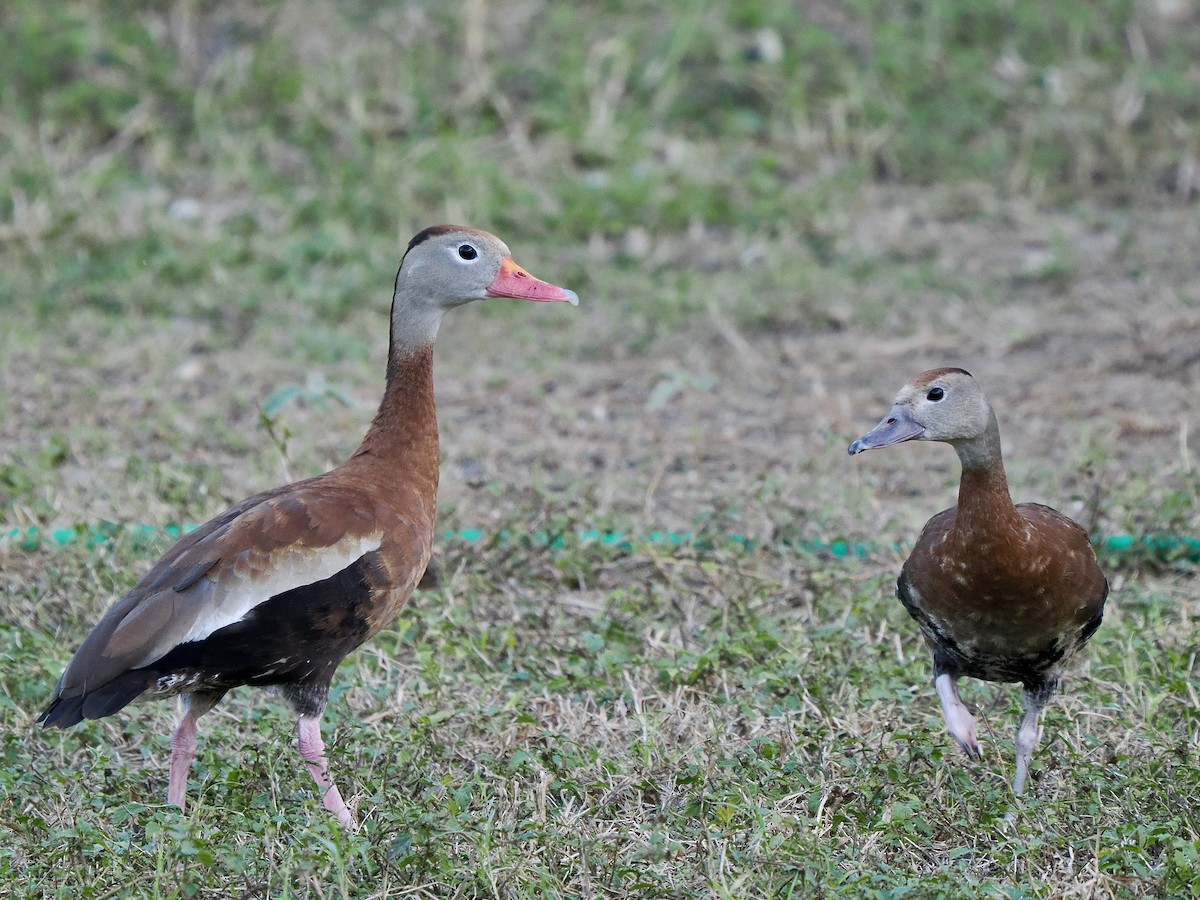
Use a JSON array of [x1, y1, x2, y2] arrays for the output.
[[849, 367, 1107, 797]]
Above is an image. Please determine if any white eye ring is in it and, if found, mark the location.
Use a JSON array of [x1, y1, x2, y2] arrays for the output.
[[457, 243, 478, 262]]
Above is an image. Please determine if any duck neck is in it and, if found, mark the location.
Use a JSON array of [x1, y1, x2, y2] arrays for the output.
[[348, 342, 440, 502], [951, 412, 1022, 541]]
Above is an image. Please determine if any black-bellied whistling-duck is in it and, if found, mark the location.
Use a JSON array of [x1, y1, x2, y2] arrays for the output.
[[39, 226, 578, 828], [848, 367, 1107, 796]]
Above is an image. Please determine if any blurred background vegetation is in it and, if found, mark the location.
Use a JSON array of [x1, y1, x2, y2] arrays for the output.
[[2, 0, 1197, 330]]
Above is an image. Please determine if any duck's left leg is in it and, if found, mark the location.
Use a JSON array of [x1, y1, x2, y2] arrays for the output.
[[1013, 679, 1058, 796]]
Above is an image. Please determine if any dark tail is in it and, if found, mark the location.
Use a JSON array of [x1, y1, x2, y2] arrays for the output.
[[38, 671, 155, 729], [38, 695, 86, 729]]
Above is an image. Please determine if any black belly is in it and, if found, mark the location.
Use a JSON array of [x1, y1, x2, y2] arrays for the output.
[[58, 552, 387, 725], [152, 554, 380, 693]]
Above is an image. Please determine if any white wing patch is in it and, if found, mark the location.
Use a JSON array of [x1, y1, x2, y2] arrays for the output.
[[178, 532, 383, 646]]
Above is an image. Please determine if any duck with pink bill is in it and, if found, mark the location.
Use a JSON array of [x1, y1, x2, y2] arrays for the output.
[[39, 225, 578, 829]]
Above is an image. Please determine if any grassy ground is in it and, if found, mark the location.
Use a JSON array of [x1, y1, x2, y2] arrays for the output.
[[2, 0, 1199, 897]]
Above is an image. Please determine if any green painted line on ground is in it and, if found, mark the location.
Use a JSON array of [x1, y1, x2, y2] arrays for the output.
[[4, 523, 1200, 564]]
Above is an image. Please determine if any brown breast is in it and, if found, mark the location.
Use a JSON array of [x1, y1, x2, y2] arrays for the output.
[[902, 498, 1107, 665]]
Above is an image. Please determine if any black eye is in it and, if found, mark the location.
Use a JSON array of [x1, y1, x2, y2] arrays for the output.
[[927, 387, 945, 401], [458, 244, 478, 260]]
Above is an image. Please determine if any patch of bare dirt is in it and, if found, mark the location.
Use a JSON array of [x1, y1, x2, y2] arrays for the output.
[[4, 191, 1198, 558], [436, 193, 1199, 547]]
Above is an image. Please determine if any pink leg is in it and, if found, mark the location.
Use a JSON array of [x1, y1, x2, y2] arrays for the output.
[[1012, 683, 1055, 796], [167, 693, 220, 810], [935, 673, 982, 760], [1012, 702, 1041, 796], [297, 716, 357, 830]]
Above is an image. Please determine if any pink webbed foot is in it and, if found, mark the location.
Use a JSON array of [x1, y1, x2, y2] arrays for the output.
[[1012, 684, 1054, 797], [935, 674, 982, 761], [166, 692, 222, 811], [297, 715, 358, 830]]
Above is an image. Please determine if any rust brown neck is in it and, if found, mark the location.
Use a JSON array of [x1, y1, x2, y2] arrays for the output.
[[952, 461, 1024, 546], [346, 344, 440, 501]]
